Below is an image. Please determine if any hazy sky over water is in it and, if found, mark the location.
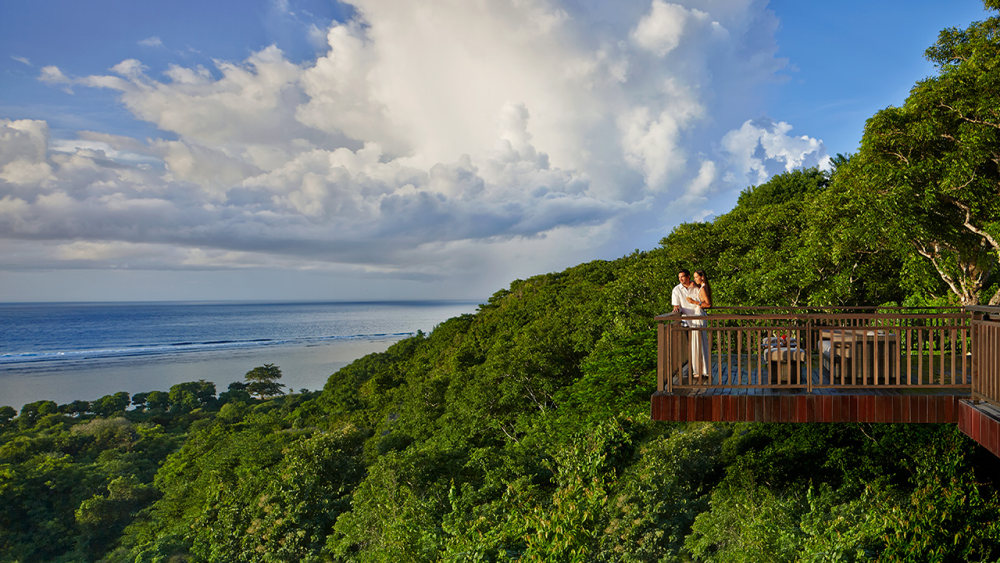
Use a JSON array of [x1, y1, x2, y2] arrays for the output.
[[0, 0, 989, 301]]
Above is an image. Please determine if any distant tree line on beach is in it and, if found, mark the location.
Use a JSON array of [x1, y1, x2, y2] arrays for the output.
[[2, 364, 287, 433], [2, 3, 1000, 561]]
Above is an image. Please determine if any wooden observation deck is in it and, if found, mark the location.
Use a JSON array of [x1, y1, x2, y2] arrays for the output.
[[652, 306, 1000, 457]]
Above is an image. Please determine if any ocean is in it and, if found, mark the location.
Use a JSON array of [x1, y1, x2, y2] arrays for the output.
[[0, 300, 480, 410]]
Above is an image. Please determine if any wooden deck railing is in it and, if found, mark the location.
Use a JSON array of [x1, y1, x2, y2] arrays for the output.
[[969, 306, 1000, 409], [656, 307, 973, 394]]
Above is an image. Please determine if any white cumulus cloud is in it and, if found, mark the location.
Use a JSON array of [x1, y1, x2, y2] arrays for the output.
[[632, 1, 710, 57], [722, 118, 831, 185], [4, 0, 828, 298]]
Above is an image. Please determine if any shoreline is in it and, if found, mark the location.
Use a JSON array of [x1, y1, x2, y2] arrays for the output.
[[0, 336, 405, 410]]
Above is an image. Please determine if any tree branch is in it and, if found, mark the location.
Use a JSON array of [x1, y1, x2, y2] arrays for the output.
[[954, 200, 1000, 253], [887, 150, 910, 165], [989, 287, 1000, 307], [514, 373, 548, 413], [915, 242, 966, 301], [943, 175, 977, 192], [937, 102, 1000, 130]]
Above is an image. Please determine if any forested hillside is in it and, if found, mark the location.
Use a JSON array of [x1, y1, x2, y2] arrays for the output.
[[3, 3, 1000, 561]]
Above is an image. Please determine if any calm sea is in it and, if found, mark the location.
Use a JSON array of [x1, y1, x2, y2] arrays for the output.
[[0, 300, 479, 410]]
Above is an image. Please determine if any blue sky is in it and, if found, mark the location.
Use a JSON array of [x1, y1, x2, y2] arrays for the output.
[[0, 0, 991, 302]]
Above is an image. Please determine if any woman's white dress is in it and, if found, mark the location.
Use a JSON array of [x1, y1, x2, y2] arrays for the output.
[[689, 299, 710, 378]]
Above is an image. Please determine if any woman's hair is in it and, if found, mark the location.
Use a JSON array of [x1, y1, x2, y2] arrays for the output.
[[694, 270, 712, 303]]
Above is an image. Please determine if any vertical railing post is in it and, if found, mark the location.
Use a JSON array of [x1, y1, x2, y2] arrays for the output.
[[970, 309, 982, 399], [657, 319, 667, 392], [671, 318, 683, 389], [805, 316, 814, 394]]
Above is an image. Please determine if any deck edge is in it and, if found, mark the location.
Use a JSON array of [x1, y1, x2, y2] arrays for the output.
[[958, 400, 1000, 458], [651, 392, 963, 424]]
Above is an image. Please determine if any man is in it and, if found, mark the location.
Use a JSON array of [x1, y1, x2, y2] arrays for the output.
[[671, 269, 700, 318]]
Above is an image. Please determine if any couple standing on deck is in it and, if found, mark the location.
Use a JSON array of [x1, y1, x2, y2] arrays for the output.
[[672, 269, 713, 380]]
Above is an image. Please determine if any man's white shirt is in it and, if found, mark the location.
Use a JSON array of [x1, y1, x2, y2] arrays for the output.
[[671, 283, 701, 317]]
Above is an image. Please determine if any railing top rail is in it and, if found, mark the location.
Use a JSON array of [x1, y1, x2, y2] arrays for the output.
[[695, 313, 969, 321], [966, 305, 1000, 315], [654, 312, 681, 320], [655, 311, 971, 322], [709, 305, 963, 311]]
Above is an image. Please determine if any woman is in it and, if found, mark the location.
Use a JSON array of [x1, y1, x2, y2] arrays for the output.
[[687, 270, 713, 379]]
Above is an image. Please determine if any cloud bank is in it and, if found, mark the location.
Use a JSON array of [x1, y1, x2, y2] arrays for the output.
[[2, 0, 829, 298]]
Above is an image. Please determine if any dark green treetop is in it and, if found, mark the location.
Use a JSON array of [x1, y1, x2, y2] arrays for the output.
[[244, 363, 286, 399]]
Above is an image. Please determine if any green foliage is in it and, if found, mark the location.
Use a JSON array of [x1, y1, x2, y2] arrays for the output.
[[686, 477, 807, 562], [245, 363, 286, 399], [0, 411, 186, 561], [218, 381, 253, 405], [71, 417, 138, 450], [844, 3, 1000, 305], [659, 167, 910, 307], [329, 446, 453, 560], [600, 423, 730, 561], [250, 429, 366, 559], [0, 406, 15, 431], [92, 392, 131, 418], [18, 400, 58, 430], [514, 418, 630, 561], [876, 428, 1000, 562], [61, 399, 92, 416], [143, 390, 169, 413], [167, 379, 216, 413], [75, 475, 157, 559], [797, 483, 887, 562], [713, 169, 832, 306], [555, 329, 658, 427]]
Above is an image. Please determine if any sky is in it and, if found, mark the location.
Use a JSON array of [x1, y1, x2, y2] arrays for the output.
[[0, 0, 991, 302]]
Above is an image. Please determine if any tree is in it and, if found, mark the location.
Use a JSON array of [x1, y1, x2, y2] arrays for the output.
[[0, 405, 15, 430], [803, 160, 913, 306], [130, 393, 148, 412], [168, 380, 216, 412], [710, 168, 831, 306], [91, 392, 130, 418], [244, 364, 285, 399], [845, 2, 1000, 304], [60, 400, 92, 417], [217, 381, 252, 405], [75, 475, 157, 559], [659, 168, 907, 307], [18, 400, 58, 429], [144, 391, 169, 412]]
